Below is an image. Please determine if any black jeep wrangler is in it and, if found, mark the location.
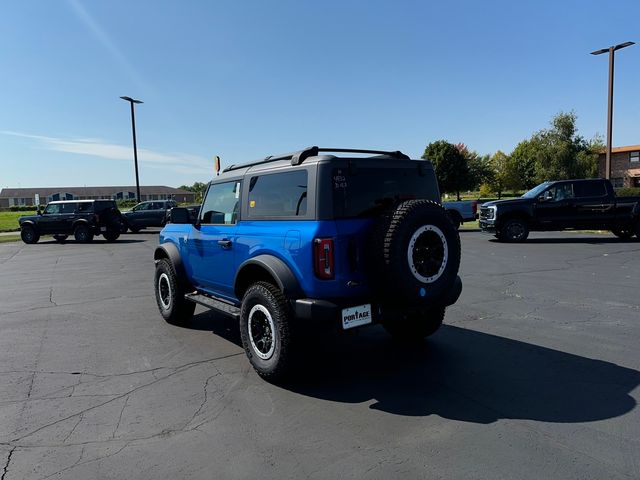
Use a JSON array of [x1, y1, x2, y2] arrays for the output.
[[19, 200, 124, 244]]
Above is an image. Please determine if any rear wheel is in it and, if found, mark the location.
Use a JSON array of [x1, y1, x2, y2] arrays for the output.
[[74, 224, 94, 243], [21, 225, 40, 244], [382, 307, 445, 341], [498, 218, 529, 242], [154, 258, 195, 325], [239, 281, 292, 382]]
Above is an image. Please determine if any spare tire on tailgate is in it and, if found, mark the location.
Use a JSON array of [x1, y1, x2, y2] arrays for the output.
[[371, 200, 460, 306]]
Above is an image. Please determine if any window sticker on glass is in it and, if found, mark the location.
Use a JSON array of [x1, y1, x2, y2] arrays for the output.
[[333, 170, 347, 190]]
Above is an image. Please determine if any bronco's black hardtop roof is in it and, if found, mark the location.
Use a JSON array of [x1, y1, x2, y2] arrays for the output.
[[223, 146, 414, 173]]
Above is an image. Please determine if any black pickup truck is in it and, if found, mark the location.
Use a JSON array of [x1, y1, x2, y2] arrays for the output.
[[479, 178, 640, 242]]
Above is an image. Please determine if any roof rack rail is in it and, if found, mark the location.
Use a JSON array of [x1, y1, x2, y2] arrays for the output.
[[223, 146, 410, 172]]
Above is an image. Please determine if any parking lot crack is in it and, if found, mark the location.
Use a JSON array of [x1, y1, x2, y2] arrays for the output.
[[9, 352, 243, 443], [111, 396, 130, 439], [1, 447, 16, 480]]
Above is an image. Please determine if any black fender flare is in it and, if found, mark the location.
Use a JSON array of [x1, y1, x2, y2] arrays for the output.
[[20, 220, 37, 232], [154, 242, 189, 286], [72, 219, 92, 231], [234, 254, 303, 300]]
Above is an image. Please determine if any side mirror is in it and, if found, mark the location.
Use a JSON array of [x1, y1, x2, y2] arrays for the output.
[[169, 207, 191, 224], [36, 207, 42, 215]]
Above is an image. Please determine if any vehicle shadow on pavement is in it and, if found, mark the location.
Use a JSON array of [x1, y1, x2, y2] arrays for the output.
[[489, 237, 636, 245], [190, 310, 243, 345], [285, 325, 639, 424]]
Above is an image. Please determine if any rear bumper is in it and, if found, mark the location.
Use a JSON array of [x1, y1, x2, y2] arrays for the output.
[[293, 275, 463, 323]]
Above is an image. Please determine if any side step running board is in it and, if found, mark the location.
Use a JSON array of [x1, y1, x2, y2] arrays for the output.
[[185, 293, 241, 320]]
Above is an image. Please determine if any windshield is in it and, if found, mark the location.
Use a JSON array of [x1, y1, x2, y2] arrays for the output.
[[522, 182, 551, 199]]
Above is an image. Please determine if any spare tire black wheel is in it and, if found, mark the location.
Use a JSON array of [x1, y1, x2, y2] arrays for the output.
[[373, 200, 461, 306], [74, 224, 94, 243]]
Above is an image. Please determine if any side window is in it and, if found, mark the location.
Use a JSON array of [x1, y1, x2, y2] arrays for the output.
[[136, 203, 150, 211], [200, 181, 241, 225], [549, 183, 574, 201], [574, 181, 606, 198], [61, 203, 77, 214], [248, 170, 308, 218], [44, 203, 62, 214], [77, 202, 92, 213]]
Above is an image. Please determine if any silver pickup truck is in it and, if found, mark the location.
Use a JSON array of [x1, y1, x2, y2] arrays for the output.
[[442, 200, 478, 229]]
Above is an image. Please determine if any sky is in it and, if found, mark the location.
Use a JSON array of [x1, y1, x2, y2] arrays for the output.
[[1, 0, 639, 188]]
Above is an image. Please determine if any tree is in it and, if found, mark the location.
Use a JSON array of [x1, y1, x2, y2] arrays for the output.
[[508, 140, 538, 190], [509, 111, 601, 188], [456, 144, 493, 191], [179, 181, 208, 203], [422, 140, 469, 200], [487, 150, 510, 198]]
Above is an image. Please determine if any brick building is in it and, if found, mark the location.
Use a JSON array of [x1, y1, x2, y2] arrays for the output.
[[598, 145, 640, 188], [0, 186, 196, 209]]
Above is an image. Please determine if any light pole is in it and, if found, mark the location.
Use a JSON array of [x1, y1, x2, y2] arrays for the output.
[[120, 96, 144, 201], [590, 41, 634, 180]]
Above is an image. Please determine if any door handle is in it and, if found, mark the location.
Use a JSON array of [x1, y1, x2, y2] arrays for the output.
[[218, 239, 232, 249]]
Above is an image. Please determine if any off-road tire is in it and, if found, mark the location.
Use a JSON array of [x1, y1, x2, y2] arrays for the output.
[[498, 218, 529, 242], [239, 281, 292, 382], [154, 258, 195, 325], [446, 210, 462, 230], [372, 200, 461, 306], [382, 307, 445, 341], [53, 234, 68, 243], [74, 224, 94, 243], [21, 225, 40, 244]]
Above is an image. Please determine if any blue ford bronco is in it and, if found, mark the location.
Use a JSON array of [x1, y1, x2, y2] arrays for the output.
[[153, 147, 462, 380]]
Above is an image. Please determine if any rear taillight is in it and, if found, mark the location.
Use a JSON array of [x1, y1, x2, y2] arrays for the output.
[[94, 214, 100, 223], [314, 238, 335, 280]]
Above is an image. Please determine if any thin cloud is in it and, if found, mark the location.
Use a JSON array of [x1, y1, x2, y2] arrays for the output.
[[66, 0, 149, 92], [1, 130, 212, 175]]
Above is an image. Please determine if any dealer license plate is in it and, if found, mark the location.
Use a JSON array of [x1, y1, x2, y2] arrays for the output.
[[341, 304, 372, 330]]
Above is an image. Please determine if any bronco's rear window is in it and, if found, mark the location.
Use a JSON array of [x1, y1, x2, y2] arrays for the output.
[[332, 167, 439, 218]]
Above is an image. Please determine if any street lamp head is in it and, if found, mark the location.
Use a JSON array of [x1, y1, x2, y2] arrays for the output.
[[120, 96, 143, 104], [614, 41, 635, 51], [591, 42, 635, 55]]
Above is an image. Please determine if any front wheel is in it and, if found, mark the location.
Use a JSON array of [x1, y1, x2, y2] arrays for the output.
[[154, 258, 195, 325], [382, 307, 445, 341], [21, 225, 40, 244], [498, 218, 529, 242], [239, 282, 292, 382]]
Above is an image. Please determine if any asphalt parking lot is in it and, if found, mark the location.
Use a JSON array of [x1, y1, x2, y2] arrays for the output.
[[1, 230, 639, 479]]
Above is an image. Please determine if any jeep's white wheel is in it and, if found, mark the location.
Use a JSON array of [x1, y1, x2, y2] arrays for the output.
[[248, 304, 276, 360], [240, 281, 292, 381]]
